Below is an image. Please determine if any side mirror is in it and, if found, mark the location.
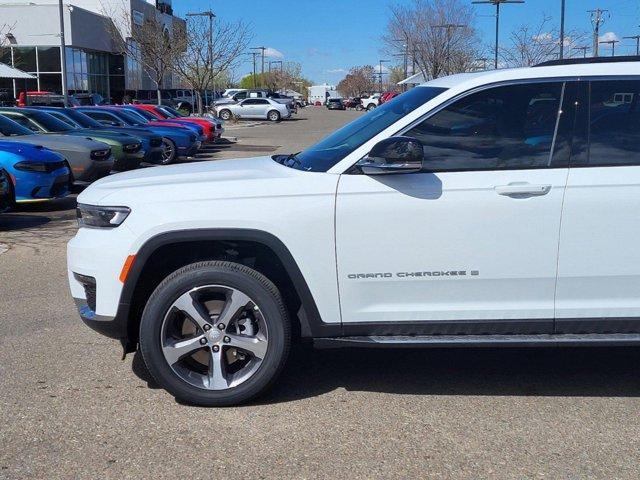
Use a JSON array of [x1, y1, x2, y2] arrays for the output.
[[357, 136, 424, 175]]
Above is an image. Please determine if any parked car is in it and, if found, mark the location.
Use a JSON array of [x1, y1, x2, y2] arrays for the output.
[[77, 107, 200, 164], [130, 104, 222, 143], [343, 97, 362, 109], [29, 107, 165, 165], [133, 90, 176, 107], [0, 168, 14, 212], [0, 140, 70, 203], [0, 114, 112, 185], [0, 89, 15, 107], [72, 93, 106, 106], [67, 57, 640, 407], [0, 108, 143, 172], [360, 93, 381, 110], [119, 106, 206, 141], [379, 91, 399, 105], [222, 88, 245, 98], [215, 98, 290, 122], [326, 98, 346, 110], [17, 91, 78, 108]]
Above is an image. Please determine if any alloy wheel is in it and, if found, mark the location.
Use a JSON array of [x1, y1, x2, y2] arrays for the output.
[[160, 285, 269, 391]]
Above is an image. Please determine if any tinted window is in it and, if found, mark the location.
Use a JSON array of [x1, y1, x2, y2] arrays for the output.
[[234, 92, 247, 100], [242, 99, 258, 105], [2, 113, 39, 131], [290, 87, 447, 171], [28, 111, 74, 132], [0, 115, 33, 136], [586, 80, 640, 167], [404, 82, 567, 171], [255, 99, 268, 105], [82, 110, 118, 122]]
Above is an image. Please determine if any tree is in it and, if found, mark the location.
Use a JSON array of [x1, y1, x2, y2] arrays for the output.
[[337, 66, 376, 97], [0, 22, 15, 47], [388, 66, 405, 89], [502, 14, 589, 67], [382, 0, 480, 81], [173, 15, 251, 114], [105, 3, 182, 105]]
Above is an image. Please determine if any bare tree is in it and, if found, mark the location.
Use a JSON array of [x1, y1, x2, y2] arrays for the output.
[[0, 22, 15, 47], [105, 3, 182, 105], [173, 15, 251, 114], [263, 61, 310, 93], [502, 14, 589, 67], [337, 66, 376, 97], [383, 0, 480, 81]]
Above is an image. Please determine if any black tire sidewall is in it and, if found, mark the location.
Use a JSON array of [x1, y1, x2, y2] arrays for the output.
[[219, 110, 231, 120], [268, 110, 280, 122], [160, 138, 176, 165], [139, 262, 290, 406]]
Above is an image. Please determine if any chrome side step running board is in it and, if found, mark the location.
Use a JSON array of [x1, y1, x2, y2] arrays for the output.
[[313, 333, 640, 349]]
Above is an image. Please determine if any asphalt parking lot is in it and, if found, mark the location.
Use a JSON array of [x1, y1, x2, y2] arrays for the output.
[[2, 107, 640, 479]]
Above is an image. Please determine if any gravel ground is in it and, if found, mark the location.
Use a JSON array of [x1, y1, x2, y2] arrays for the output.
[[1, 107, 640, 479]]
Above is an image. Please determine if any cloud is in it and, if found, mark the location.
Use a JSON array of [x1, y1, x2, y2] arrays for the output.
[[326, 68, 347, 74], [533, 32, 553, 43], [598, 31, 620, 44], [307, 47, 330, 57], [264, 47, 284, 59]]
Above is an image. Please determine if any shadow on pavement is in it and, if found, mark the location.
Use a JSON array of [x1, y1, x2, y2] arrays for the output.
[[130, 343, 640, 407]]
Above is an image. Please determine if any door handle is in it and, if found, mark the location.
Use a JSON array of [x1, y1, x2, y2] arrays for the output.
[[494, 183, 551, 197]]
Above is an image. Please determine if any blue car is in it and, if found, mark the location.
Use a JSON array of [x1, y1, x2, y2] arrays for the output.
[[0, 168, 14, 212], [0, 141, 70, 203], [77, 107, 200, 165], [119, 106, 206, 140]]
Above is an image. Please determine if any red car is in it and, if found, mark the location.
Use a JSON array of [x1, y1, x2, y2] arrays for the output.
[[379, 91, 400, 105], [132, 104, 221, 143]]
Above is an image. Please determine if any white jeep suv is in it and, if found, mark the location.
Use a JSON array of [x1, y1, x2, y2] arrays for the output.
[[68, 57, 640, 406]]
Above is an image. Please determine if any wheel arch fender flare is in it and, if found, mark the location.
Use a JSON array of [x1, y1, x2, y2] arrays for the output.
[[118, 228, 337, 341]]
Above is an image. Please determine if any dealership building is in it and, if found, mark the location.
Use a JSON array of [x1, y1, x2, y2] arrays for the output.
[[0, 0, 184, 103]]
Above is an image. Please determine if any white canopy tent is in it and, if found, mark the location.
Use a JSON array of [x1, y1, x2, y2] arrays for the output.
[[0, 63, 35, 80]]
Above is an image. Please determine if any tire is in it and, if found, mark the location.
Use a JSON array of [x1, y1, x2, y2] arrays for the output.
[[355, 104, 364, 111], [366, 103, 376, 111], [159, 138, 177, 165], [267, 110, 281, 122], [219, 109, 232, 121], [139, 261, 291, 407]]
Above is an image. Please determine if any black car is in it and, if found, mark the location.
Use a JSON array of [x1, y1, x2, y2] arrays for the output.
[[327, 98, 346, 110], [0, 168, 14, 213]]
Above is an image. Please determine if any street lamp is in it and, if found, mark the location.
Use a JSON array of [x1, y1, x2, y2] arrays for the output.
[[472, 0, 525, 69], [186, 10, 216, 111], [378, 59, 389, 92], [58, 0, 69, 105]]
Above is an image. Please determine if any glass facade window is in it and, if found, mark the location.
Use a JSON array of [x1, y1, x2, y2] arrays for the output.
[[2, 45, 126, 103]]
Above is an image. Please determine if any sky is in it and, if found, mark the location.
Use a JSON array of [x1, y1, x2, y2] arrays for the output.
[[174, 0, 640, 86]]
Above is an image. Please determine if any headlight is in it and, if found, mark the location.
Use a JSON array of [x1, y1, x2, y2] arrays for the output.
[[77, 204, 130, 228], [123, 142, 142, 153], [14, 161, 48, 172], [90, 148, 111, 160]]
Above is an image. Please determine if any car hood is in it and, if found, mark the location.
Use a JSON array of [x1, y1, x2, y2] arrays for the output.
[[0, 134, 109, 153], [78, 155, 332, 206]]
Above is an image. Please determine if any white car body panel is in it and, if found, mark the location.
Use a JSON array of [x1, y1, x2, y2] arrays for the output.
[[336, 169, 569, 323], [67, 61, 640, 339], [68, 157, 341, 324]]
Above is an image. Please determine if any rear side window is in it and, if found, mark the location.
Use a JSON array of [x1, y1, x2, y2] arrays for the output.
[[583, 80, 640, 167], [404, 82, 570, 171]]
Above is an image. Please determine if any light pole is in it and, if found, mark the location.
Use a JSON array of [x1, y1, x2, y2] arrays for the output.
[[251, 46, 266, 86], [186, 11, 216, 113], [599, 39, 619, 57], [623, 34, 640, 55], [378, 59, 389, 92], [559, 0, 566, 59], [472, 0, 525, 69], [58, 0, 69, 105]]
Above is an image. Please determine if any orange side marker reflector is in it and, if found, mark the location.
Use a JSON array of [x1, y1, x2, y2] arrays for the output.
[[119, 255, 136, 283]]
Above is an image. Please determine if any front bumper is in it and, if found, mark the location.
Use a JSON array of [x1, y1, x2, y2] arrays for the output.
[[15, 167, 70, 202], [113, 153, 143, 171], [179, 141, 201, 158], [68, 224, 136, 341], [73, 155, 114, 184]]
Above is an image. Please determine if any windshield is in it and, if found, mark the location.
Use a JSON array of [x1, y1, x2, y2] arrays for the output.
[[160, 106, 183, 118], [28, 111, 75, 132], [133, 108, 159, 121], [61, 109, 103, 128], [118, 109, 148, 125], [288, 86, 447, 171], [0, 115, 34, 136]]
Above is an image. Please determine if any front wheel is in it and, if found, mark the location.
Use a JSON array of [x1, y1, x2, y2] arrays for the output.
[[159, 138, 177, 165], [139, 261, 291, 406], [267, 110, 281, 122], [366, 103, 376, 111]]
